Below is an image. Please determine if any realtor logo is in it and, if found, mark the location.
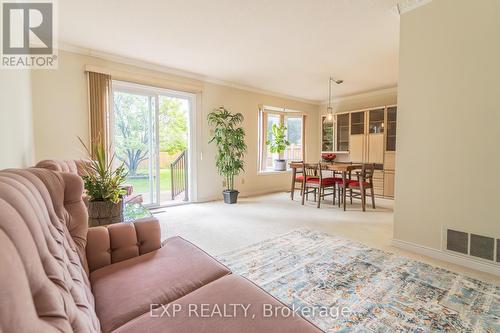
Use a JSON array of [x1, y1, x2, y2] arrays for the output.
[[1, 0, 57, 68]]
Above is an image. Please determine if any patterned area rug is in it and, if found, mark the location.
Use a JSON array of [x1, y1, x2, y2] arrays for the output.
[[217, 229, 500, 332]]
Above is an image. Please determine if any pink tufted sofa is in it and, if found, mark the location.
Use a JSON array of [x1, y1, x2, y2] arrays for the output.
[[35, 159, 143, 204], [0, 168, 322, 333]]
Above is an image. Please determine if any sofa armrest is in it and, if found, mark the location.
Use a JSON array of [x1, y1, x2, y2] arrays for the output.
[[86, 218, 161, 273]]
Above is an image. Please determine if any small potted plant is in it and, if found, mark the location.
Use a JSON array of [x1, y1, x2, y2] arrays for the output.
[[208, 106, 247, 204], [79, 137, 128, 226], [266, 123, 290, 171], [322, 153, 337, 163]]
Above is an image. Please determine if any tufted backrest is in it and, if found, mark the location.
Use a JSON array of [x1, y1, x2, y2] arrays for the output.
[[35, 159, 90, 177], [0, 168, 101, 332]]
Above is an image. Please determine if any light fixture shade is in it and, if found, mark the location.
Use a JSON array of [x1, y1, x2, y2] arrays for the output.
[[326, 76, 342, 122], [327, 107, 333, 121]]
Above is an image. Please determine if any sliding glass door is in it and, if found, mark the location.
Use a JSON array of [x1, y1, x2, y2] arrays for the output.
[[111, 81, 193, 207]]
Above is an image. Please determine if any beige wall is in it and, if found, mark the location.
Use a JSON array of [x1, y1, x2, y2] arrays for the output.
[[31, 50, 320, 201], [0, 70, 33, 169], [394, 0, 500, 249], [32, 52, 89, 160]]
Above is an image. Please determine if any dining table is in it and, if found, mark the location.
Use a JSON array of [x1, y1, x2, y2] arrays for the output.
[[289, 161, 363, 210]]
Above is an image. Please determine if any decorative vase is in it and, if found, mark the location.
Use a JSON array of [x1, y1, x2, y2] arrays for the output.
[[88, 199, 124, 227], [223, 190, 239, 204], [274, 159, 287, 171]]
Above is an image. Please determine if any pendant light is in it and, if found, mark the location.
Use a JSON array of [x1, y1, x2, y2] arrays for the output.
[[326, 77, 343, 122]]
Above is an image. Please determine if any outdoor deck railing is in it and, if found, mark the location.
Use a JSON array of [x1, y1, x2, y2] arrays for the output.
[[170, 150, 188, 201]]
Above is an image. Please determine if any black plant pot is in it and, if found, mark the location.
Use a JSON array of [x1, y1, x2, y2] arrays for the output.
[[223, 190, 239, 204]]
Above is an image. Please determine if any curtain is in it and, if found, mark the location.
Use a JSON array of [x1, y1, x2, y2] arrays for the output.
[[87, 71, 111, 157]]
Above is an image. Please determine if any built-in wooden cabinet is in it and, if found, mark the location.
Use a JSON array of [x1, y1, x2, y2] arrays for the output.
[[320, 105, 397, 198], [384, 171, 395, 197], [349, 109, 385, 164]]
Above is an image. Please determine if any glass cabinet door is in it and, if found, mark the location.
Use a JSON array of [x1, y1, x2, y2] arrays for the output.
[[369, 108, 385, 134], [321, 116, 334, 152], [386, 106, 397, 151], [336, 113, 349, 151], [350, 111, 365, 135]]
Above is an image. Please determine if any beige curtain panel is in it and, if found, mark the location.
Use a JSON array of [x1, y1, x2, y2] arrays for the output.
[[87, 71, 111, 157]]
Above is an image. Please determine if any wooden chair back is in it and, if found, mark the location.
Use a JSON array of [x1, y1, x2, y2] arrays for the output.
[[356, 163, 375, 184], [302, 162, 320, 181]]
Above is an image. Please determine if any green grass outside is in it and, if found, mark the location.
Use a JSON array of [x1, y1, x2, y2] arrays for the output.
[[126, 168, 172, 193]]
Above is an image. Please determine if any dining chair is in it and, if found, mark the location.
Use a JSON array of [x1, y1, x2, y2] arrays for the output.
[[290, 161, 304, 200], [332, 162, 353, 208], [301, 162, 336, 208], [346, 163, 376, 211]]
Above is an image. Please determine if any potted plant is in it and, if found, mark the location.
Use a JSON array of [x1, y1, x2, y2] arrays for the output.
[[208, 106, 247, 204], [266, 123, 290, 171], [79, 137, 128, 226]]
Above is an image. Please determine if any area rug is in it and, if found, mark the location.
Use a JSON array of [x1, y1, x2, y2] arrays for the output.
[[217, 229, 500, 332]]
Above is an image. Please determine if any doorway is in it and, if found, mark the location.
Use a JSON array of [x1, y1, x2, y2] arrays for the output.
[[111, 81, 195, 207]]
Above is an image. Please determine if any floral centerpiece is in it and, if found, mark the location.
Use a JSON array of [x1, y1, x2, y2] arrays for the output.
[[322, 153, 336, 163]]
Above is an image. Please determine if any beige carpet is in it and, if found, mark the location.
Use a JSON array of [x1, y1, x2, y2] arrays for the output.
[[153, 192, 498, 284]]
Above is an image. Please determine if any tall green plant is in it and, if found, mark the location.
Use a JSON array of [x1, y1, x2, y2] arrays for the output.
[[207, 106, 247, 191], [266, 123, 290, 156], [78, 137, 128, 203]]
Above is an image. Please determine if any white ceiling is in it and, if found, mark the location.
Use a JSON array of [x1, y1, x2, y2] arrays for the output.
[[59, 0, 401, 103]]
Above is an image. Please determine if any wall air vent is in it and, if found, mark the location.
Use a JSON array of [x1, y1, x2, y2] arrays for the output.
[[497, 239, 500, 263], [470, 234, 494, 261], [446, 229, 499, 264], [446, 229, 468, 254]]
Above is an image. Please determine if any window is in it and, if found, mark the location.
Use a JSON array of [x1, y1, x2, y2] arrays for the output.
[[110, 80, 194, 206], [259, 106, 305, 172]]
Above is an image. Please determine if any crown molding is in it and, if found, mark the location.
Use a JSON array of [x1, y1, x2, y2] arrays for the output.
[[57, 42, 321, 106], [320, 86, 398, 106], [394, 0, 433, 15]]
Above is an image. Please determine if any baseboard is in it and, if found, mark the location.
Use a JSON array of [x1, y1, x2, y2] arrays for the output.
[[195, 189, 288, 203], [239, 188, 288, 198], [391, 238, 500, 277], [194, 195, 220, 203]]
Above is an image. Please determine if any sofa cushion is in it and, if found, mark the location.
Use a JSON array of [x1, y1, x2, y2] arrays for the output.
[[348, 180, 370, 187], [113, 274, 322, 333], [306, 177, 336, 186], [91, 236, 231, 333]]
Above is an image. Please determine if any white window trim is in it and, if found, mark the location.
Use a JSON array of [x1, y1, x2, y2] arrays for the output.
[[109, 80, 198, 206], [258, 106, 306, 174]]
